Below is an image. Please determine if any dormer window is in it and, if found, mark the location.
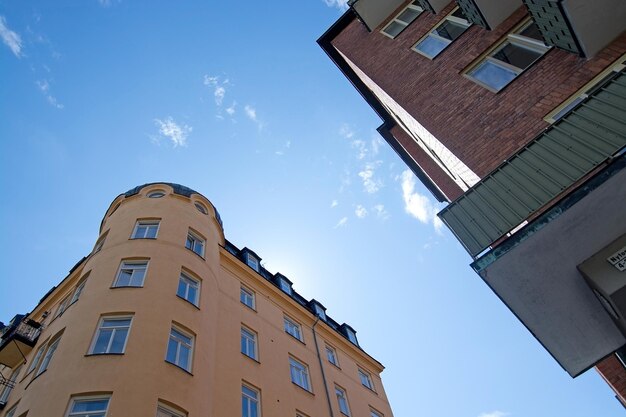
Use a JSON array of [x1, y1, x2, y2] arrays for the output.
[[246, 254, 259, 272], [309, 300, 327, 320], [148, 190, 166, 198], [341, 324, 358, 346], [275, 274, 292, 295]]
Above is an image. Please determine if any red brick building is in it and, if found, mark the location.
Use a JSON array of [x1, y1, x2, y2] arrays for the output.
[[319, 0, 626, 406]]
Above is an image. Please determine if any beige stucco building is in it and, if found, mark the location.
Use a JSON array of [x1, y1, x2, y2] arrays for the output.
[[0, 183, 393, 417]]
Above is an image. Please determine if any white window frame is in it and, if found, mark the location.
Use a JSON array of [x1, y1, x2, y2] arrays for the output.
[[545, 53, 626, 123], [381, 1, 423, 39], [246, 254, 259, 272], [114, 260, 149, 288], [89, 316, 133, 355], [131, 219, 160, 239], [26, 343, 46, 375], [412, 7, 471, 59], [242, 384, 260, 417], [65, 395, 111, 417], [284, 316, 303, 342], [335, 386, 351, 416], [289, 356, 311, 391], [166, 326, 194, 372], [177, 272, 200, 306], [325, 344, 339, 367], [70, 278, 87, 304], [240, 286, 256, 309], [278, 278, 292, 295], [358, 369, 375, 391], [465, 19, 550, 92], [148, 190, 166, 198], [54, 294, 71, 319], [157, 403, 187, 417], [93, 232, 107, 254], [241, 326, 258, 360], [185, 230, 205, 257], [370, 408, 384, 417], [0, 364, 22, 405], [36, 335, 61, 376]]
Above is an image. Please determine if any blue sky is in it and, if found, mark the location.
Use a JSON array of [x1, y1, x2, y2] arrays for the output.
[[0, 1, 622, 416]]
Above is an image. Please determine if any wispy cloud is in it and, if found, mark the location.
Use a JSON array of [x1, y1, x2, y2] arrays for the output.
[[339, 123, 355, 139], [355, 205, 367, 219], [153, 117, 191, 147], [0, 16, 23, 57], [358, 161, 383, 194], [351, 139, 367, 160], [400, 169, 443, 232], [330, 200, 338, 208], [98, 0, 120, 6], [244, 105, 257, 121], [478, 411, 509, 417], [203, 74, 231, 109], [323, 0, 349, 11], [36, 79, 64, 109], [334, 217, 348, 228], [225, 101, 236, 116], [373, 204, 389, 220]]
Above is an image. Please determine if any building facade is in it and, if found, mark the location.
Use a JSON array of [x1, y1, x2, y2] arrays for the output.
[[0, 183, 393, 417], [319, 0, 626, 405]]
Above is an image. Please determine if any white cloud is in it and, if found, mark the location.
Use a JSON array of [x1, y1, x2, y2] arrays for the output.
[[0, 16, 23, 57], [154, 117, 191, 147], [214, 86, 225, 106], [355, 205, 367, 219], [351, 139, 367, 160], [400, 169, 443, 232], [339, 123, 355, 139], [330, 200, 338, 208], [244, 105, 257, 122], [225, 101, 236, 116], [203, 75, 231, 108], [323, 0, 349, 11], [98, 0, 120, 6], [334, 217, 348, 228], [203, 75, 218, 86], [358, 161, 383, 194], [478, 412, 509, 417], [373, 204, 389, 220], [286, 140, 291, 148], [371, 135, 383, 156], [36, 80, 64, 109]]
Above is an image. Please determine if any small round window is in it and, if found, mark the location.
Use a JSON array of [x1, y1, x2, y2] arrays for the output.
[[148, 190, 166, 198], [195, 202, 208, 214]]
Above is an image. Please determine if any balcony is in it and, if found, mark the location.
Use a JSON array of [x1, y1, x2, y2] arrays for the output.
[[439, 69, 626, 259], [456, 0, 522, 30], [523, 0, 626, 57], [348, 0, 405, 32], [0, 315, 42, 369]]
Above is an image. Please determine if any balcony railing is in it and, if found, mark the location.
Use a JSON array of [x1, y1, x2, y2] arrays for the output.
[[0, 316, 41, 352], [439, 69, 626, 258]]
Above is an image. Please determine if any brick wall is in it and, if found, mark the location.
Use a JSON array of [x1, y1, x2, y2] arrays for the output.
[[332, 2, 626, 180], [596, 355, 626, 407]]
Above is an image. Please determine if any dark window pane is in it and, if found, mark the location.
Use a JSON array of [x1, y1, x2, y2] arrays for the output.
[[383, 21, 404, 37], [519, 22, 542, 41], [434, 19, 467, 41], [93, 329, 112, 353], [451, 7, 467, 19], [397, 8, 421, 24], [492, 42, 542, 69]]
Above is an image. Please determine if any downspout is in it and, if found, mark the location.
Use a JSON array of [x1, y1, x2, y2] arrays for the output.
[[312, 317, 335, 417]]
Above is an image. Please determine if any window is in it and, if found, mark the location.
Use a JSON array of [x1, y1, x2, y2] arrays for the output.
[[545, 54, 626, 123], [335, 386, 350, 416], [131, 220, 160, 239], [240, 286, 255, 309], [289, 357, 311, 391], [370, 408, 384, 417], [54, 295, 71, 319], [242, 384, 260, 417], [177, 272, 200, 306], [36, 336, 61, 376], [148, 190, 166, 198], [358, 369, 374, 391], [381, 1, 423, 38], [246, 254, 259, 272], [70, 279, 86, 304], [93, 233, 107, 254], [90, 316, 132, 354], [325, 345, 339, 367], [66, 396, 110, 417], [194, 202, 208, 214], [466, 20, 549, 92], [185, 230, 205, 257], [413, 7, 471, 59], [114, 260, 148, 287], [312, 303, 326, 320], [166, 327, 193, 372], [4, 405, 18, 417], [156, 403, 186, 417], [278, 277, 292, 295], [0, 365, 22, 405], [26, 344, 46, 375], [241, 326, 258, 360], [284, 316, 302, 342]]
